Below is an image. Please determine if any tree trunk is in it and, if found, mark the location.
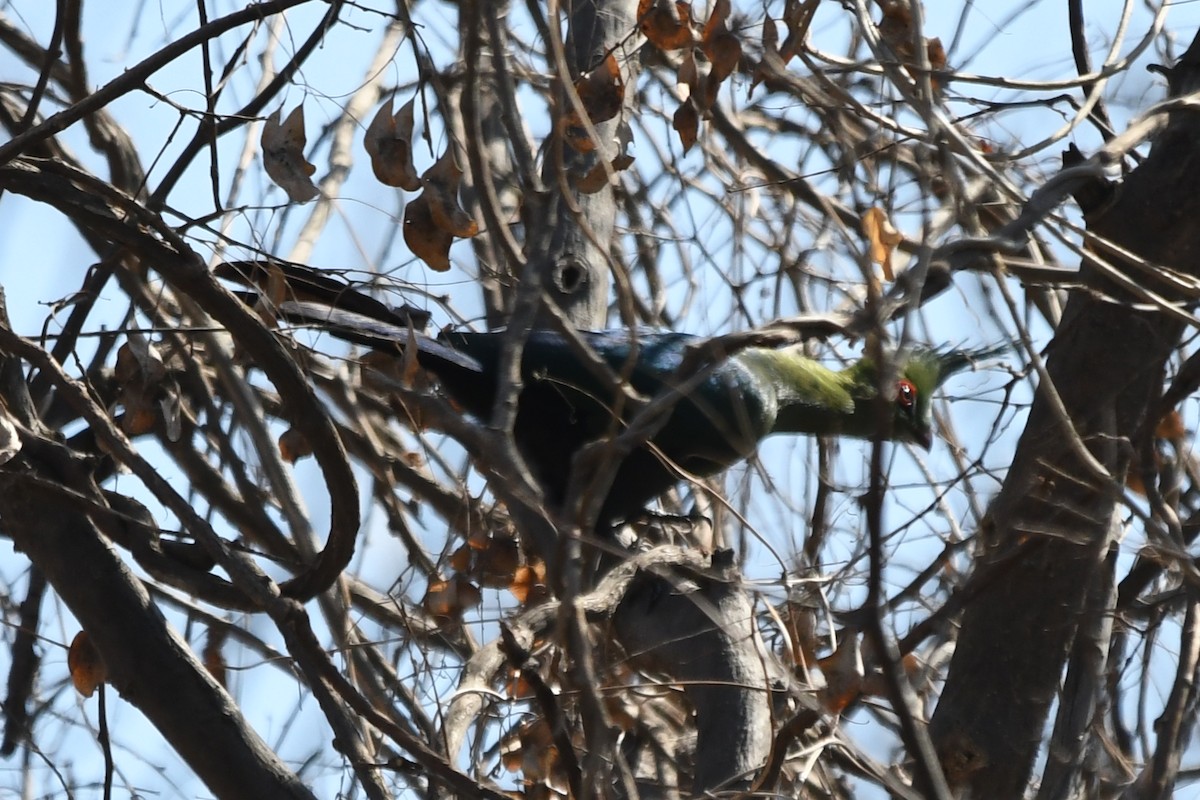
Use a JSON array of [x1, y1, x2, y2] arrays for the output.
[[930, 32, 1200, 796]]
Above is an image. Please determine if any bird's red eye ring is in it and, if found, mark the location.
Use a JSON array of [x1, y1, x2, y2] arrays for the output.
[[896, 379, 917, 411]]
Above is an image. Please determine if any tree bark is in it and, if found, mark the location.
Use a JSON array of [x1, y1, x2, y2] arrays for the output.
[[929, 32, 1200, 796], [525, 0, 636, 329], [614, 561, 775, 794]]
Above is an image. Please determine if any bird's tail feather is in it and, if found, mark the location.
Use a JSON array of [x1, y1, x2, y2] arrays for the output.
[[268, 299, 483, 374], [217, 261, 482, 374]]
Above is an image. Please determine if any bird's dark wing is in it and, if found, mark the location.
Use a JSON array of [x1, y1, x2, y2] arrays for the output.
[[443, 329, 774, 479], [438, 329, 705, 428]]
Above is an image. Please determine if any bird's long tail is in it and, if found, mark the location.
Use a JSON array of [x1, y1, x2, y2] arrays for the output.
[[216, 261, 482, 374]]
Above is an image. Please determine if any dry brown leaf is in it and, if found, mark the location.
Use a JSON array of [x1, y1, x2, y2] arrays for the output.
[[677, 48, 699, 100], [509, 561, 549, 605], [701, 0, 731, 43], [400, 324, 425, 386], [422, 151, 479, 239], [761, 13, 779, 55], [262, 106, 319, 203], [751, 17, 780, 91], [423, 576, 482, 619], [561, 52, 625, 152], [159, 393, 182, 443], [638, 0, 698, 50], [123, 403, 157, 436], [1158, 410, 1186, 440], [704, 32, 742, 88], [816, 632, 864, 714], [68, 631, 107, 698], [862, 206, 902, 280], [673, 100, 699, 153], [115, 334, 166, 387], [265, 261, 288, 310], [877, 2, 945, 92], [278, 428, 313, 463], [364, 97, 423, 191], [574, 161, 610, 194], [403, 192, 454, 272], [780, 0, 819, 63], [203, 629, 228, 689]]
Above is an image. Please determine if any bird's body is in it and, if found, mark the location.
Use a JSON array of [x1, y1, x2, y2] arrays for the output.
[[432, 329, 775, 526], [218, 264, 989, 529], [346, 322, 980, 528]]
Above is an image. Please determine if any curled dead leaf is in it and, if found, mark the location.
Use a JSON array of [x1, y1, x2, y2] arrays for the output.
[[68, 631, 108, 698], [673, 100, 699, 153], [701, 0, 731, 42], [159, 393, 182, 443], [365, 97, 423, 191], [677, 49, 699, 100], [698, 0, 740, 99], [422, 151, 479, 239], [509, 561, 549, 605], [561, 52, 625, 152], [862, 206, 902, 281], [704, 32, 742, 88], [638, 0, 697, 50], [780, 0, 818, 62], [403, 192, 454, 272], [203, 628, 228, 689], [423, 576, 482, 619], [278, 428, 313, 463], [262, 106, 319, 203]]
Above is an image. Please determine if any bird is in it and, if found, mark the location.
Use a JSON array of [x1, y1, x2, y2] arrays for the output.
[[418, 328, 990, 528], [217, 263, 995, 530]]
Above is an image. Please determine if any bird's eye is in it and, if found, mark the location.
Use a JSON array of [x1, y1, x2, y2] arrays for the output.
[[896, 379, 917, 413]]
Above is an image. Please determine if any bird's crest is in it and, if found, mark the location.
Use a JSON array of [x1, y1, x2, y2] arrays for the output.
[[904, 344, 1006, 389]]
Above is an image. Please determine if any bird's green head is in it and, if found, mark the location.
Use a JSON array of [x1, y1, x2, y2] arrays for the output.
[[850, 345, 1002, 449]]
